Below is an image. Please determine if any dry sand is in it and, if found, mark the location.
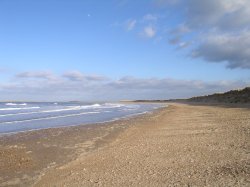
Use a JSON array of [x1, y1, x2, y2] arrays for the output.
[[1, 103, 250, 186]]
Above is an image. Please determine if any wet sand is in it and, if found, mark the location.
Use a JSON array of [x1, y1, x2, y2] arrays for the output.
[[1, 103, 250, 186]]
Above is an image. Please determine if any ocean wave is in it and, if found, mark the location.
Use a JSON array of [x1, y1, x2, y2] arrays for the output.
[[0, 106, 83, 117], [0, 107, 40, 111], [79, 104, 101, 109], [0, 104, 103, 117], [0, 111, 100, 124], [0, 103, 129, 117], [75, 103, 123, 109], [5, 103, 27, 106], [121, 108, 137, 111], [104, 103, 125, 107]]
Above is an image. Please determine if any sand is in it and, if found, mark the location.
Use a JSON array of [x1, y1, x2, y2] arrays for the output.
[[0, 103, 250, 186]]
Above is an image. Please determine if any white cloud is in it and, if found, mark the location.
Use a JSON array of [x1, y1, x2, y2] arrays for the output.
[[177, 42, 190, 49], [16, 71, 57, 80], [141, 26, 156, 38], [63, 71, 85, 81], [121, 13, 162, 40], [143, 14, 158, 22], [125, 19, 137, 31], [63, 71, 108, 82]]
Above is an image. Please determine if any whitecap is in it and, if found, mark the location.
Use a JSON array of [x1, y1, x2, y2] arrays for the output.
[[0, 107, 40, 111], [5, 103, 27, 106]]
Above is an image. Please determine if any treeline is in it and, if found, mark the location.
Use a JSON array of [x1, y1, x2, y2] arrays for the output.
[[188, 87, 250, 104]]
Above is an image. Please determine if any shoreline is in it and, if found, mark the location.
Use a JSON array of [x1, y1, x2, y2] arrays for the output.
[[0, 109, 156, 137], [0, 102, 166, 136], [1, 103, 250, 186], [0, 106, 165, 186]]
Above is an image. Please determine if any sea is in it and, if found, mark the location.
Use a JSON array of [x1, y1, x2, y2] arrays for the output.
[[0, 102, 165, 134]]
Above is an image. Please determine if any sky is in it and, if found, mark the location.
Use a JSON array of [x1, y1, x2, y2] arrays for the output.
[[0, 0, 250, 101]]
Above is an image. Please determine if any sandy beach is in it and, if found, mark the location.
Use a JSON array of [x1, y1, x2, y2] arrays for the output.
[[0, 103, 250, 186]]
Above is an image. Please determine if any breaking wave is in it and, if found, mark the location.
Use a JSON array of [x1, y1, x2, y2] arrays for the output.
[[0, 107, 40, 111], [5, 103, 27, 106]]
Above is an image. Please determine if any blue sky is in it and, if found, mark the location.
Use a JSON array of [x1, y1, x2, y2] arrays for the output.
[[0, 0, 250, 101]]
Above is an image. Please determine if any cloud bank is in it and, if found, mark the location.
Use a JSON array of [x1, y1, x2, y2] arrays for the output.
[[0, 71, 248, 101], [192, 32, 250, 69], [160, 0, 250, 69]]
